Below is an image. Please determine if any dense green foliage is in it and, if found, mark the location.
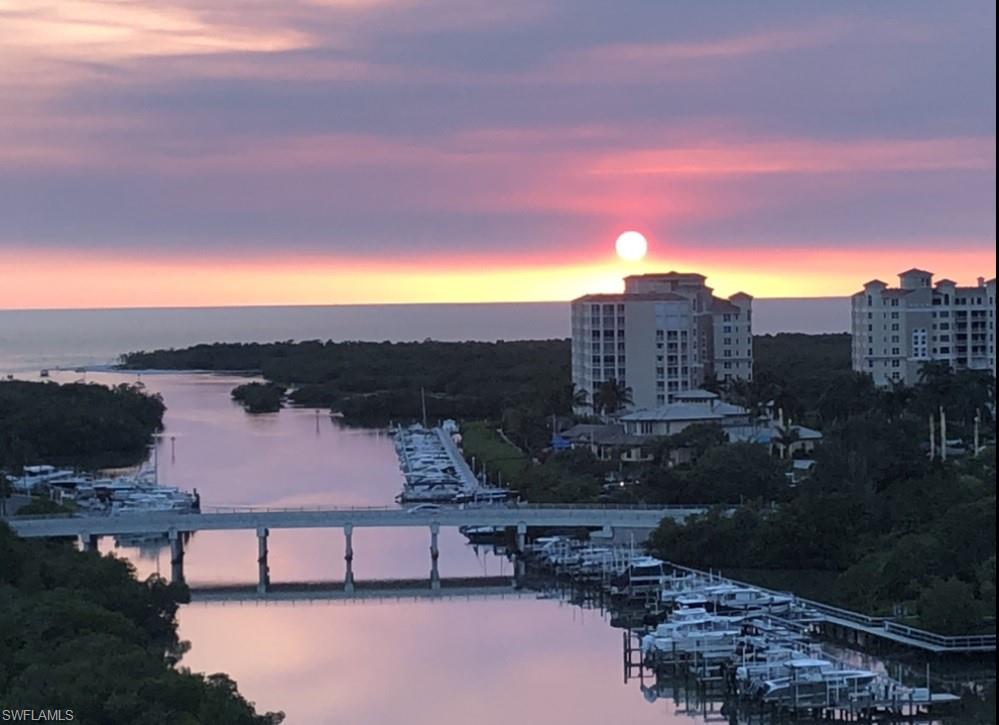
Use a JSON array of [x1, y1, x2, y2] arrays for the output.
[[121, 340, 570, 424], [231, 382, 286, 413], [0, 380, 165, 470], [731, 333, 851, 425], [0, 381, 279, 721], [649, 368, 996, 632], [0, 524, 283, 723], [120, 335, 996, 632]]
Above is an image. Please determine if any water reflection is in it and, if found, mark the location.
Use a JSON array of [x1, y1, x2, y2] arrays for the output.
[[55, 372, 676, 724], [36, 372, 979, 724]]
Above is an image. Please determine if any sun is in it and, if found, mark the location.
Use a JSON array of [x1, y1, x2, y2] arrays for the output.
[[615, 231, 648, 262]]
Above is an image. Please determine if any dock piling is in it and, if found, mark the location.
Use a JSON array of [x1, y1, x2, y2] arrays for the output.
[[79, 532, 98, 552]]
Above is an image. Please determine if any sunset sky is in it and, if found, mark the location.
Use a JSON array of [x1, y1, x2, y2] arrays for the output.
[[0, 0, 994, 309]]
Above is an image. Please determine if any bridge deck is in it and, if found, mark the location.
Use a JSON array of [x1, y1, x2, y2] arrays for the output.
[[6, 504, 702, 538]]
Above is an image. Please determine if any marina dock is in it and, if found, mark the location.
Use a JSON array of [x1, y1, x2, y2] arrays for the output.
[[521, 536, 983, 720], [392, 422, 510, 503]]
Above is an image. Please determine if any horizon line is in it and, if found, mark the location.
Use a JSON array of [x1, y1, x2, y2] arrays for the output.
[[0, 295, 852, 314]]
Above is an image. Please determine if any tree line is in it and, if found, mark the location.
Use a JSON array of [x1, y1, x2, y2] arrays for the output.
[[0, 380, 166, 471], [0, 524, 283, 723], [0, 379, 278, 722]]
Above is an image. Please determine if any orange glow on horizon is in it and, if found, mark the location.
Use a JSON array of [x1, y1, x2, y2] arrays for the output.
[[1, 245, 994, 310]]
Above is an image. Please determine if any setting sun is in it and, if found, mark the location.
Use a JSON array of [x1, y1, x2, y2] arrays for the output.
[[615, 231, 648, 262]]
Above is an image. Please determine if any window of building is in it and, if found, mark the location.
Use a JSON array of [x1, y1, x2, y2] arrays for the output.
[[912, 329, 928, 359]]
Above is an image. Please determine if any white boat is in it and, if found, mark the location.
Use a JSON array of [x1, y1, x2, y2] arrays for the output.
[[704, 584, 795, 613], [640, 607, 745, 658], [758, 659, 879, 706], [9, 465, 76, 493]]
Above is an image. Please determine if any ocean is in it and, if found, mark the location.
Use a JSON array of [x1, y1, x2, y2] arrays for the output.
[[0, 297, 848, 373]]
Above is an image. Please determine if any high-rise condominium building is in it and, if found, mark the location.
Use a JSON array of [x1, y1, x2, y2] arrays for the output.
[[570, 272, 753, 410], [851, 269, 997, 386]]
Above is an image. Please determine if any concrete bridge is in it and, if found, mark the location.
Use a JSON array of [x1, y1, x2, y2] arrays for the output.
[[7, 503, 703, 594]]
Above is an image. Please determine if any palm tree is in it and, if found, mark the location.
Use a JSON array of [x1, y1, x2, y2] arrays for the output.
[[773, 424, 800, 460], [593, 378, 633, 418], [701, 373, 723, 394]]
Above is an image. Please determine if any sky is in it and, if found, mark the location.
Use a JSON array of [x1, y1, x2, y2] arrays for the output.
[[0, 0, 995, 309]]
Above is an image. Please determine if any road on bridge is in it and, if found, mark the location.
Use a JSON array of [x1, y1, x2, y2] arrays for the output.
[[6, 504, 707, 538]]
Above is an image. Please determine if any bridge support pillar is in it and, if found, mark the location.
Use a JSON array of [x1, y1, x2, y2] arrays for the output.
[[515, 522, 527, 579], [257, 527, 270, 594], [79, 532, 99, 552], [344, 524, 355, 594], [429, 523, 440, 591], [169, 529, 185, 585]]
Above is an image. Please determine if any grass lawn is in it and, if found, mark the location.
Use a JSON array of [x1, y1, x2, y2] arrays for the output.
[[460, 421, 530, 486]]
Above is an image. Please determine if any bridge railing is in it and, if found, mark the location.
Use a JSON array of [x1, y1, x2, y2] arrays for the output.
[[664, 559, 994, 651], [8, 502, 713, 519], [882, 622, 997, 650], [795, 598, 892, 627]]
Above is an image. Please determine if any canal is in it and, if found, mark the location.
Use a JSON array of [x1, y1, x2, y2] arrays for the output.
[[31, 371, 991, 724]]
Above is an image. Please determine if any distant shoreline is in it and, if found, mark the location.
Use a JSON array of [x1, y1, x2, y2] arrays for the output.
[[0, 296, 849, 314]]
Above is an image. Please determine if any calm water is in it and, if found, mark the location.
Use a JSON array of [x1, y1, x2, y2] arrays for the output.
[[26, 370, 688, 725], [0, 298, 848, 373]]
